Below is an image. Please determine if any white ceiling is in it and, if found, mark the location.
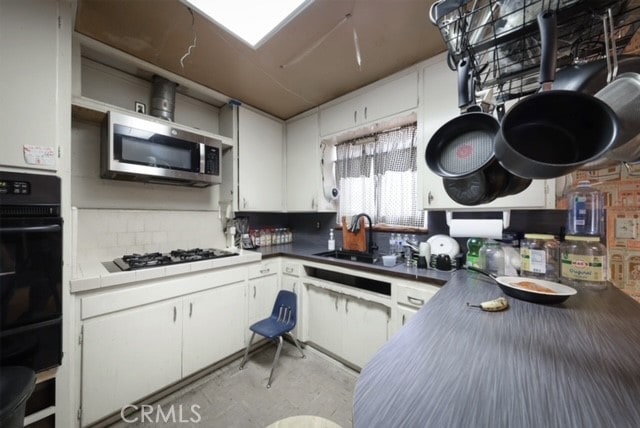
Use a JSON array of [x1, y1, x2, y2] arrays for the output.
[[74, 0, 447, 120]]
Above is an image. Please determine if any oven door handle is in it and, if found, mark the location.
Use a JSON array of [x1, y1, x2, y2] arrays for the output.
[[0, 224, 61, 233]]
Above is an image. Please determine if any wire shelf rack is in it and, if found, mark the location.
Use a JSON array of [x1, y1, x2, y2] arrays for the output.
[[431, 0, 640, 101]]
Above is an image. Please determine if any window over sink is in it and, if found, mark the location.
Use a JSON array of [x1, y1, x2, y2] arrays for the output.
[[336, 122, 424, 228]]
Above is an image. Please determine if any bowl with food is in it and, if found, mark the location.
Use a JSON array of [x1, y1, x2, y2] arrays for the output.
[[466, 266, 577, 304]]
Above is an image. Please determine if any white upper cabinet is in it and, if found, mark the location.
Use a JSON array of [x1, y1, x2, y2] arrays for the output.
[[1, 1, 61, 170], [238, 107, 284, 211], [319, 71, 418, 136], [419, 54, 554, 210], [286, 111, 322, 212]]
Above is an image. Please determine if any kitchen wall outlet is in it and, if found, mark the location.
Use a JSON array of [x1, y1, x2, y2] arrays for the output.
[[316, 221, 321, 230], [615, 217, 637, 239]]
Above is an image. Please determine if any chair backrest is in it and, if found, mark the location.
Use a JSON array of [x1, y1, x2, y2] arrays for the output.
[[271, 290, 297, 329]]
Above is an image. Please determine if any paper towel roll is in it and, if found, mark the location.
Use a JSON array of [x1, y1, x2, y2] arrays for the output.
[[449, 219, 503, 239]]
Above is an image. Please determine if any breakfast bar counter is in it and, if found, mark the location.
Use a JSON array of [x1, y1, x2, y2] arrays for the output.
[[354, 270, 640, 427]]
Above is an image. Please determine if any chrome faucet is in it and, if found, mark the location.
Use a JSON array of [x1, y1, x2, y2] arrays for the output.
[[349, 213, 378, 254]]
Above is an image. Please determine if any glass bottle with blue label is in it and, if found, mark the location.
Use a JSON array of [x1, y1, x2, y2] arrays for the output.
[[566, 180, 604, 236]]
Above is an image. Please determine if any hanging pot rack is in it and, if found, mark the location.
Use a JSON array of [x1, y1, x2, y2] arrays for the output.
[[430, 0, 640, 101]]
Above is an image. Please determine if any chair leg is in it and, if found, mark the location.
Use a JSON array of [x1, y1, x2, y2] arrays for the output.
[[287, 332, 305, 359], [266, 336, 284, 388], [239, 332, 256, 370]]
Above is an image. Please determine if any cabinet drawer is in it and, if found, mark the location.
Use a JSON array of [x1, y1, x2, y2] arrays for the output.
[[396, 283, 438, 309], [282, 261, 301, 276], [248, 261, 279, 279]]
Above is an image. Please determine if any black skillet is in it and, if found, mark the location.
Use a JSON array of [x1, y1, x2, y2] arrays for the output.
[[494, 11, 621, 180], [426, 57, 500, 180]]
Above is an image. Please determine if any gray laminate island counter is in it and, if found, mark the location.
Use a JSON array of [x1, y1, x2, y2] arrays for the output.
[[354, 270, 640, 428]]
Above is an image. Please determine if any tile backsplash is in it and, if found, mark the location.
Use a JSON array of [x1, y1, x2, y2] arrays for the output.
[[73, 208, 226, 268]]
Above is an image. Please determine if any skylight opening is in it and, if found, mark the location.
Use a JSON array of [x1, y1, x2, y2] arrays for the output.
[[182, 0, 312, 48]]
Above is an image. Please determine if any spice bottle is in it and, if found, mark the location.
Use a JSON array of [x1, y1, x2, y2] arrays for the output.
[[520, 234, 560, 281], [560, 235, 607, 290]]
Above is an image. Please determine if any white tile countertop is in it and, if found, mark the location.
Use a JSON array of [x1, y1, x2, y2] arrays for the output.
[[70, 250, 262, 293]]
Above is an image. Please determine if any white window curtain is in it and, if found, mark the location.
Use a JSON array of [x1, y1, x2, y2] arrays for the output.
[[336, 124, 424, 228]]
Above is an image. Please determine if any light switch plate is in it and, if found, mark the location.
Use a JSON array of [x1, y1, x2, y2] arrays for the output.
[[615, 218, 637, 239]]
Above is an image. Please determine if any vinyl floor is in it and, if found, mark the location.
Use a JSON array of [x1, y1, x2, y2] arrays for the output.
[[109, 343, 358, 428]]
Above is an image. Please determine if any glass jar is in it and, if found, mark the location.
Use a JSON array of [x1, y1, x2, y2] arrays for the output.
[[566, 180, 604, 236], [466, 238, 484, 268], [520, 234, 560, 281], [560, 235, 608, 290], [479, 240, 504, 276]]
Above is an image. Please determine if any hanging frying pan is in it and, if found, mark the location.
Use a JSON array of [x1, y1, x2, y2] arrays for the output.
[[493, 11, 621, 179], [426, 57, 500, 179]]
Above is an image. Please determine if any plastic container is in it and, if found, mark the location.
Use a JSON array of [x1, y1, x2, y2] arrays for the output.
[[479, 240, 505, 276], [382, 255, 396, 267], [566, 180, 604, 236], [520, 233, 560, 281], [560, 235, 608, 290], [466, 238, 484, 268]]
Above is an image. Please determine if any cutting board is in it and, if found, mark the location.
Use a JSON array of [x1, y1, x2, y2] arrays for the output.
[[342, 216, 367, 252]]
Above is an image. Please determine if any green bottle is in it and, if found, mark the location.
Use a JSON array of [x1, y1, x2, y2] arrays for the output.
[[466, 238, 484, 268]]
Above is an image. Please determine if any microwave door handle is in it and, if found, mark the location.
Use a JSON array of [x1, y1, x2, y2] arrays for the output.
[[0, 224, 61, 234]]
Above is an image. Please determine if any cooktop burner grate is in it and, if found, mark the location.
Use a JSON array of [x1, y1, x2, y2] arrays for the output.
[[113, 248, 237, 271]]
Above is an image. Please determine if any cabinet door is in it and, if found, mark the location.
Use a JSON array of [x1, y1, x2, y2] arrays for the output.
[[319, 97, 360, 136], [248, 274, 280, 325], [360, 72, 418, 125], [305, 284, 343, 356], [0, 0, 59, 170], [281, 275, 303, 337], [81, 299, 182, 426], [420, 56, 552, 210], [238, 107, 284, 211], [286, 113, 320, 211], [342, 297, 390, 369], [393, 305, 420, 336], [182, 282, 246, 377]]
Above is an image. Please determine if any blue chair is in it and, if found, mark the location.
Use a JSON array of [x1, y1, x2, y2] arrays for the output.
[[239, 290, 305, 388]]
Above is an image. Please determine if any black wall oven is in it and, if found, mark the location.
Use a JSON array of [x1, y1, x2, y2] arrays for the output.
[[0, 171, 62, 372]]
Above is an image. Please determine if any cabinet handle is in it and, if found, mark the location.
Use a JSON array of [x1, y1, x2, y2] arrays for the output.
[[253, 285, 256, 298], [260, 268, 270, 274], [402, 314, 406, 325], [243, 198, 247, 208], [353, 110, 357, 123], [285, 267, 294, 273], [173, 306, 177, 322], [334, 297, 339, 311], [189, 302, 193, 317], [345, 299, 349, 313], [364, 106, 368, 120], [427, 191, 434, 205], [311, 197, 315, 209], [293, 283, 296, 293], [407, 296, 425, 306]]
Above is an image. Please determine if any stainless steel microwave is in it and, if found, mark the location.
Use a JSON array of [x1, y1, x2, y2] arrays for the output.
[[101, 111, 222, 187]]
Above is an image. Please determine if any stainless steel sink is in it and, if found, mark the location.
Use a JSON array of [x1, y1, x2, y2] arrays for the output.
[[313, 249, 379, 264]]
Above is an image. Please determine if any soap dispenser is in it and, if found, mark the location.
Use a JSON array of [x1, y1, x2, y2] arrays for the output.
[[328, 229, 335, 251]]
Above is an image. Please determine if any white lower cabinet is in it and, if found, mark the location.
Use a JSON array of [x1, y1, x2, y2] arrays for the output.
[[79, 267, 248, 426], [182, 283, 247, 377], [305, 282, 390, 369], [392, 280, 439, 336], [247, 261, 280, 340], [81, 299, 183, 426], [281, 261, 303, 337], [341, 297, 390, 369]]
